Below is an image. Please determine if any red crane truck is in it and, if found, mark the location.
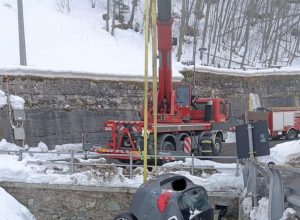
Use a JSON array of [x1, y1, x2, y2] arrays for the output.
[[95, 0, 230, 161], [249, 107, 300, 140]]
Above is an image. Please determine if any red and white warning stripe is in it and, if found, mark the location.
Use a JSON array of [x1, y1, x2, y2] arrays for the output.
[[118, 126, 125, 132], [183, 137, 192, 153], [161, 156, 176, 161], [114, 121, 141, 125]]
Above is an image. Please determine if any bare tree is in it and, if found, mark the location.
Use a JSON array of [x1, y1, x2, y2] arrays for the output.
[[176, 0, 187, 62], [106, 0, 110, 32], [200, 0, 212, 60], [91, 0, 96, 8], [56, 0, 70, 13], [111, 0, 116, 36], [241, 0, 256, 68], [128, 0, 138, 29], [177, 0, 196, 62]]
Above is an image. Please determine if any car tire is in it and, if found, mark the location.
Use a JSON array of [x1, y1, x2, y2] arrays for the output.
[[212, 137, 222, 156], [286, 129, 297, 140], [113, 211, 137, 220]]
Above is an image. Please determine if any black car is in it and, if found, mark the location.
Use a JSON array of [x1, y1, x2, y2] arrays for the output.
[[114, 173, 215, 220]]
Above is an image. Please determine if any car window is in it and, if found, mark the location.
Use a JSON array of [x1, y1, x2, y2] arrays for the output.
[[177, 187, 210, 220]]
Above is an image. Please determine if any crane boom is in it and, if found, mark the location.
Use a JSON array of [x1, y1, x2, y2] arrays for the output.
[[157, 0, 173, 114]]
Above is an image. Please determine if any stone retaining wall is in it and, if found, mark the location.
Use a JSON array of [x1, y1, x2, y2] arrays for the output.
[[1, 69, 300, 147], [0, 182, 239, 220]]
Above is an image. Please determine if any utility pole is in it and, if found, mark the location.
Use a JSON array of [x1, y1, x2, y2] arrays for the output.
[[17, 0, 27, 66]]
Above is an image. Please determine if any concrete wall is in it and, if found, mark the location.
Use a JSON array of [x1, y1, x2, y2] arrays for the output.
[[0, 182, 239, 220], [1, 69, 300, 147]]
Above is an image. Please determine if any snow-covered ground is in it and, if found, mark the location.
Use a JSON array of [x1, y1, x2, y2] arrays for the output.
[[0, 137, 299, 191], [244, 196, 297, 220], [0, 187, 35, 220], [0, 138, 299, 219], [0, 139, 243, 192], [259, 140, 300, 165], [2, 0, 300, 78], [0, 0, 185, 77]]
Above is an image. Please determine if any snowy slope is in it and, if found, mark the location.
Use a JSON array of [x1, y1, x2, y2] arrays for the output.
[[0, 187, 35, 220], [0, 0, 185, 77]]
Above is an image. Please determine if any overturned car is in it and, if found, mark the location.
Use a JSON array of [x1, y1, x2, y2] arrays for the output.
[[113, 173, 216, 220]]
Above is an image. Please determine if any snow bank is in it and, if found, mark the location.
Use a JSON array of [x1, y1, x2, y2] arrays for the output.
[[9, 95, 25, 110], [280, 208, 297, 220], [28, 142, 48, 152], [0, 139, 243, 192], [0, 139, 21, 151], [55, 143, 83, 152], [250, 197, 269, 220], [259, 140, 300, 165], [0, 89, 25, 110], [0, 187, 36, 220], [163, 158, 237, 172], [249, 197, 297, 220], [0, 89, 7, 108]]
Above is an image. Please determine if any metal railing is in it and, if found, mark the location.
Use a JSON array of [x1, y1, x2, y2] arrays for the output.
[[244, 161, 300, 220], [268, 163, 300, 219], [0, 149, 241, 179]]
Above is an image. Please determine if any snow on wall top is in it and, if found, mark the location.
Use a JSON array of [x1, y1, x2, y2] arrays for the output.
[[182, 65, 300, 77], [0, 66, 184, 82]]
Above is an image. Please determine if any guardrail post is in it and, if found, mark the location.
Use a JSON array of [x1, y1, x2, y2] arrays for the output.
[[191, 153, 194, 176], [70, 150, 74, 174], [267, 163, 284, 220], [84, 151, 88, 160], [18, 149, 23, 161], [129, 152, 133, 179], [235, 158, 240, 177], [247, 124, 258, 207]]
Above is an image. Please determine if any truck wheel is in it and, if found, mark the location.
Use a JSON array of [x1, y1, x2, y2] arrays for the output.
[[162, 141, 175, 151], [286, 129, 297, 140], [212, 137, 222, 156], [113, 212, 137, 220]]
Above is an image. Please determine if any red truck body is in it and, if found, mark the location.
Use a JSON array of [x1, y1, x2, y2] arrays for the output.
[[249, 108, 300, 140], [95, 0, 230, 160]]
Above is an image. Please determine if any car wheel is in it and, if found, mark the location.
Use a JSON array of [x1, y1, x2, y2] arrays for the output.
[[286, 129, 297, 140], [212, 137, 222, 156], [113, 211, 137, 220]]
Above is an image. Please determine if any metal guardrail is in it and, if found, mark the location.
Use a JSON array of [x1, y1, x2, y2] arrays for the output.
[[0, 149, 240, 179], [245, 161, 300, 220], [268, 163, 300, 219]]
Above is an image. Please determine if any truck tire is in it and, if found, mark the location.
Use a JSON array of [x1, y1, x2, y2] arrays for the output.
[[113, 212, 137, 220], [212, 137, 222, 156], [162, 141, 175, 151], [286, 129, 297, 140]]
